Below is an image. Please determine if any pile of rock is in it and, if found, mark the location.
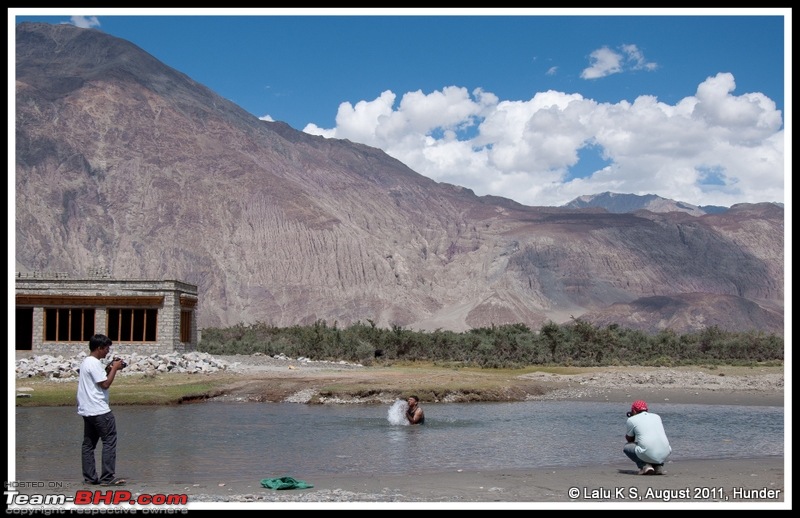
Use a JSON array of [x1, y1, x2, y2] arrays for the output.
[[15, 351, 231, 379], [14, 351, 364, 379]]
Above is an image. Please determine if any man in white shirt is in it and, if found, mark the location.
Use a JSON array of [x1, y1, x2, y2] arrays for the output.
[[77, 334, 126, 486], [624, 400, 672, 475]]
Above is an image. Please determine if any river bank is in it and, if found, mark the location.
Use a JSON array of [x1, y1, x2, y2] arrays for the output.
[[159, 456, 789, 507], [8, 456, 787, 508], [14, 352, 785, 407]]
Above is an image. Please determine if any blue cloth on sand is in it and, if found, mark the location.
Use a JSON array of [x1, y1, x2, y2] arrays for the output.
[[260, 476, 314, 490]]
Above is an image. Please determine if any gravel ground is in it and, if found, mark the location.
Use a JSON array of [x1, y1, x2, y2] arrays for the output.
[[213, 355, 784, 393], [213, 353, 365, 373], [517, 366, 784, 398]]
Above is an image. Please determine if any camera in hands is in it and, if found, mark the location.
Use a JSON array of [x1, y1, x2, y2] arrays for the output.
[[108, 357, 128, 369]]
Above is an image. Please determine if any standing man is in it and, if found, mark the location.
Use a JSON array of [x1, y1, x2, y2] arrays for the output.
[[77, 334, 126, 486], [405, 395, 425, 425], [624, 400, 672, 475]]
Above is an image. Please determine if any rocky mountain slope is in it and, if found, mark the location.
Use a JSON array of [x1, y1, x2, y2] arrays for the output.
[[14, 22, 785, 336]]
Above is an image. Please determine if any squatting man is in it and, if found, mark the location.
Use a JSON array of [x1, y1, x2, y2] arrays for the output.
[[623, 400, 672, 475]]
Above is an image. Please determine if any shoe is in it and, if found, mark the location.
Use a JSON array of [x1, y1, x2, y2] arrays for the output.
[[84, 480, 100, 485], [100, 478, 126, 486], [638, 464, 655, 475], [653, 464, 664, 475]]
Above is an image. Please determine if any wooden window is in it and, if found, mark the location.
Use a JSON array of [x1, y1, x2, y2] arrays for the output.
[[43, 308, 95, 342], [107, 308, 158, 342]]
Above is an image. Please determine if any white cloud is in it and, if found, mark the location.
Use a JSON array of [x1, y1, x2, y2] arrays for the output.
[[581, 44, 658, 79], [303, 72, 784, 208], [69, 16, 100, 29], [621, 44, 658, 72], [259, 114, 274, 122], [581, 46, 624, 79]]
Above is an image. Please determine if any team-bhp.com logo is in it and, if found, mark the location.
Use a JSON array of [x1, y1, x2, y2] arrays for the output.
[[6, 482, 189, 512]]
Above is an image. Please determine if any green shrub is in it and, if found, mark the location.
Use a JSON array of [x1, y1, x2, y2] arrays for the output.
[[198, 320, 783, 369]]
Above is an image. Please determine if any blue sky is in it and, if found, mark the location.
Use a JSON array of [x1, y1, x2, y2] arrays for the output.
[[10, 8, 790, 208]]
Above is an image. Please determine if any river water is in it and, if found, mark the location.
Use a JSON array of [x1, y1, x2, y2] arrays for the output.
[[13, 400, 783, 484]]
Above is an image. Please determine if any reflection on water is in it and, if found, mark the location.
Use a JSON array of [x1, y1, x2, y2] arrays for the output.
[[14, 400, 783, 484]]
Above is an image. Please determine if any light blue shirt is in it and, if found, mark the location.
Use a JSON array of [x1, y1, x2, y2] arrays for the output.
[[77, 356, 111, 417], [626, 411, 672, 464]]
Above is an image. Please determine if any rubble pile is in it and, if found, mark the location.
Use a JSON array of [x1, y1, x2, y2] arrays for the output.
[[15, 351, 231, 379]]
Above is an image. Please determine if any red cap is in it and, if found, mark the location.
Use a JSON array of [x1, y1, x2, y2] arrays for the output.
[[631, 400, 648, 414]]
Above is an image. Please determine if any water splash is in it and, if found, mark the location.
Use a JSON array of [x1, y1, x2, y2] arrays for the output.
[[387, 399, 409, 426]]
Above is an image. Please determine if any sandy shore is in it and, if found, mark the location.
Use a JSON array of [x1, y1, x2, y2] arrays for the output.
[[21, 456, 782, 510], [9, 457, 786, 510], [214, 456, 788, 509]]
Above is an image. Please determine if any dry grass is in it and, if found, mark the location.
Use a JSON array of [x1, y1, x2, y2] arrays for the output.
[[15, 372, 240, 407]]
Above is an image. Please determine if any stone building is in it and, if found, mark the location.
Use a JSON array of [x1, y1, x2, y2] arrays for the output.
[[14, 273, 198, 356]]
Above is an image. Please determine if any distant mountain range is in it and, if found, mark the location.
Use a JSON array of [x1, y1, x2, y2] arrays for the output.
[[14, 22, 784, 337], [562, 192, 730, 216]]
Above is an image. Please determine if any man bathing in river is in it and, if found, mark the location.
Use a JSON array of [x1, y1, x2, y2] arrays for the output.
[[406, 395, 425, 425]]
